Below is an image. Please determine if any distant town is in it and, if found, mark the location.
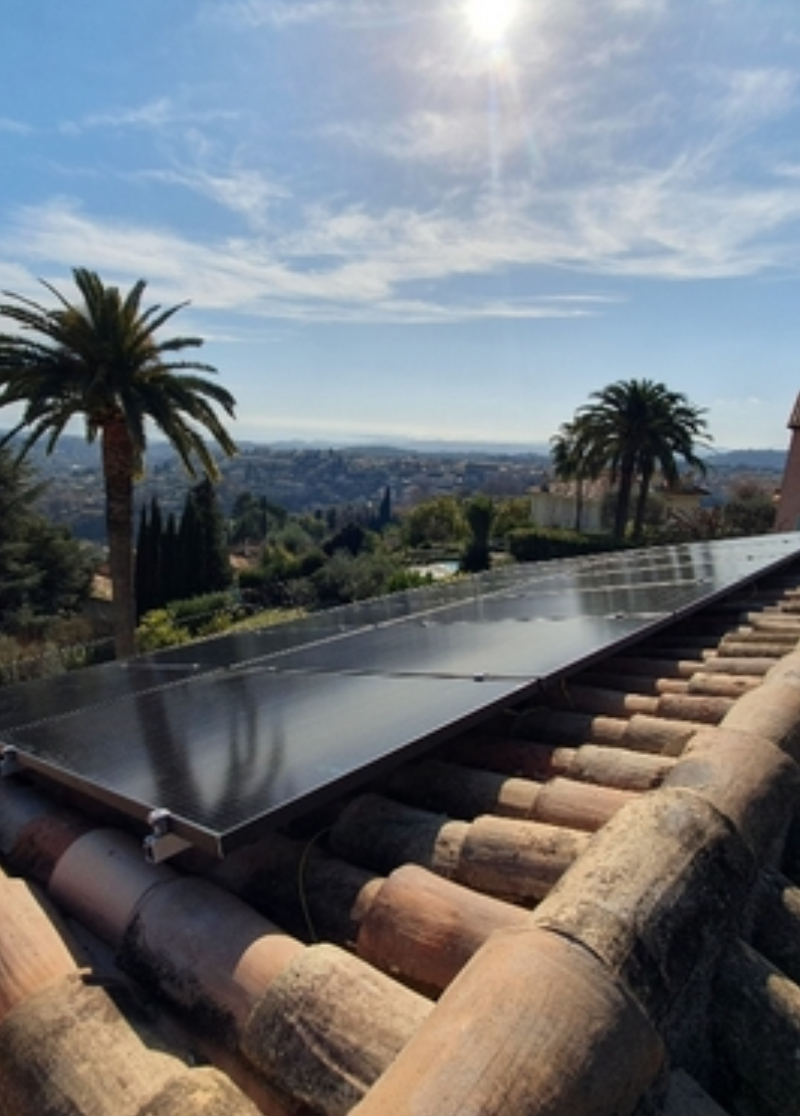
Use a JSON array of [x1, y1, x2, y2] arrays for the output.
[[22, 435, 788, 544]]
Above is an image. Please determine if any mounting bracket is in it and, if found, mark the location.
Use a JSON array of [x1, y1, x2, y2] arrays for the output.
[[143, 807, 192, 864], [0, 745, 20, 778]]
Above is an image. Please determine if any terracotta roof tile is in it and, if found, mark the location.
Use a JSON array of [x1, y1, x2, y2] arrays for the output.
[[3, 557, 800, 1114]]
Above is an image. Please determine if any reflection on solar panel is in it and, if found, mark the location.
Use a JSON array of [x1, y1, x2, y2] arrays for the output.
[[2, 535, 800, 860]]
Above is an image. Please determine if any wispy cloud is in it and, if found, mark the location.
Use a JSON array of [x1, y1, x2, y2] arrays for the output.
[[5, 143, 800, 335], [775, 163, 800, 180], [211, 0, 340, 27], [61, 98, 238, 137], [324, 109, 529, 173], [207, 0, 430, 29], [708, 67, 798, 129], [0, 261, 43, 297], [139, 167, 290, 230], [606, 0, 669, 15], [0, 199, 608, 325], [5, 0, 800, 329], [0, 117, 33, 136]]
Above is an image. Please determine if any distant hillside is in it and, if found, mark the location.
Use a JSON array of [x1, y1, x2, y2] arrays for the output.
[[704, 449, 786, 471], [5, 431, 552, 468], [3, 430, 786, 474], [0, 432, 176, 470], [243, 437, 552, 458]]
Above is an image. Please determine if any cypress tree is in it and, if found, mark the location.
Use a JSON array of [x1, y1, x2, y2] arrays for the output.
[[162, 512, 179, 605], [378, 486, 392, 529], [134, 498, 165, 618], [175, 479, 230, 600], [191, 478, 232, 594], [150, 498, 164, 607], [177, 492, 201, 600]]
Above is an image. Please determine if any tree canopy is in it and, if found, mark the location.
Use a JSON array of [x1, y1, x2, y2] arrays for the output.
[[0, 448, 95, 625], [0, 268, 237, 656], [572, 379, 710, 540], [550, 417, 606, 533]]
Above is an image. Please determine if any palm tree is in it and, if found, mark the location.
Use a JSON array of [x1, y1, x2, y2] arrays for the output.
[[575, 379, 710, 541], [0, 268, 237, 658], [550, 417, 604, 532]]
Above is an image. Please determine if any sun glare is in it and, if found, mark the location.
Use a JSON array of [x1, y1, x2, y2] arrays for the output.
[[465, 0, 519, 43]]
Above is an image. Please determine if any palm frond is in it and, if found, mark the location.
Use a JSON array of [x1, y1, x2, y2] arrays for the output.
[[0, 267, 237, 483]]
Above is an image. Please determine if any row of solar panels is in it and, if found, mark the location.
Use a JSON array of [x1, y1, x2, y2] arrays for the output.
[[2, 534, 799, 859]]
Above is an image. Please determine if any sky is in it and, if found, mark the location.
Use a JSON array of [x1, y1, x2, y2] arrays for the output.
[[2, 0, 800, 453]]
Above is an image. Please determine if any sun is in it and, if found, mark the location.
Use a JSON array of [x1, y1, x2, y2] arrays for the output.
[[465, 0, 519, 43]]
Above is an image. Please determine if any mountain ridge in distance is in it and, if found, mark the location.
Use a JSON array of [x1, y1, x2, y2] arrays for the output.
[[3, 430, 787, 470]]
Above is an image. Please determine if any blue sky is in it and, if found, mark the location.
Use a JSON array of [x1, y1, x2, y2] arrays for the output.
[[2, 0, 800, 451]]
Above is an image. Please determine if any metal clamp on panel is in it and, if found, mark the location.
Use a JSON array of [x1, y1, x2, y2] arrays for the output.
[[143, 806, 192, 864], [0, 745, 20, 778]]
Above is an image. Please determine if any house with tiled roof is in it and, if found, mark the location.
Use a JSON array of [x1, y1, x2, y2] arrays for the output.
[[531, 473, 707, 535]]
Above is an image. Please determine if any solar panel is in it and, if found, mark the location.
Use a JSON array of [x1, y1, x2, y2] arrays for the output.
[[2, 534, 799, 860]]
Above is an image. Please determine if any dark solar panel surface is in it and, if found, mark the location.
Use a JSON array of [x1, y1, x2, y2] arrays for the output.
[[3, 534, 800, 857]]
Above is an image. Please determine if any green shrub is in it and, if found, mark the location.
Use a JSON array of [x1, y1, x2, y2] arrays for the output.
[[0, 613, 113, 687], [0, 628, 111, 686], [507, 528, 620, 562], [198, 611, 237, 637], [136, 610, 192, 652], [386, 568, 435, 592], [0, 635, 58, 686], [167, 591, 239, 634]]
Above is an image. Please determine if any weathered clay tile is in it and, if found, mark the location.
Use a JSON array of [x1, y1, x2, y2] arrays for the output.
[[4, 561, 800, 1115]]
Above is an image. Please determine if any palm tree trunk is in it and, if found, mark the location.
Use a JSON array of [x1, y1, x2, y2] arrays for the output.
[[574, 479, 584, 533], [614, 463, 635, 541], [101, 417, 137, 659], [632, 466, 654, 541]]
